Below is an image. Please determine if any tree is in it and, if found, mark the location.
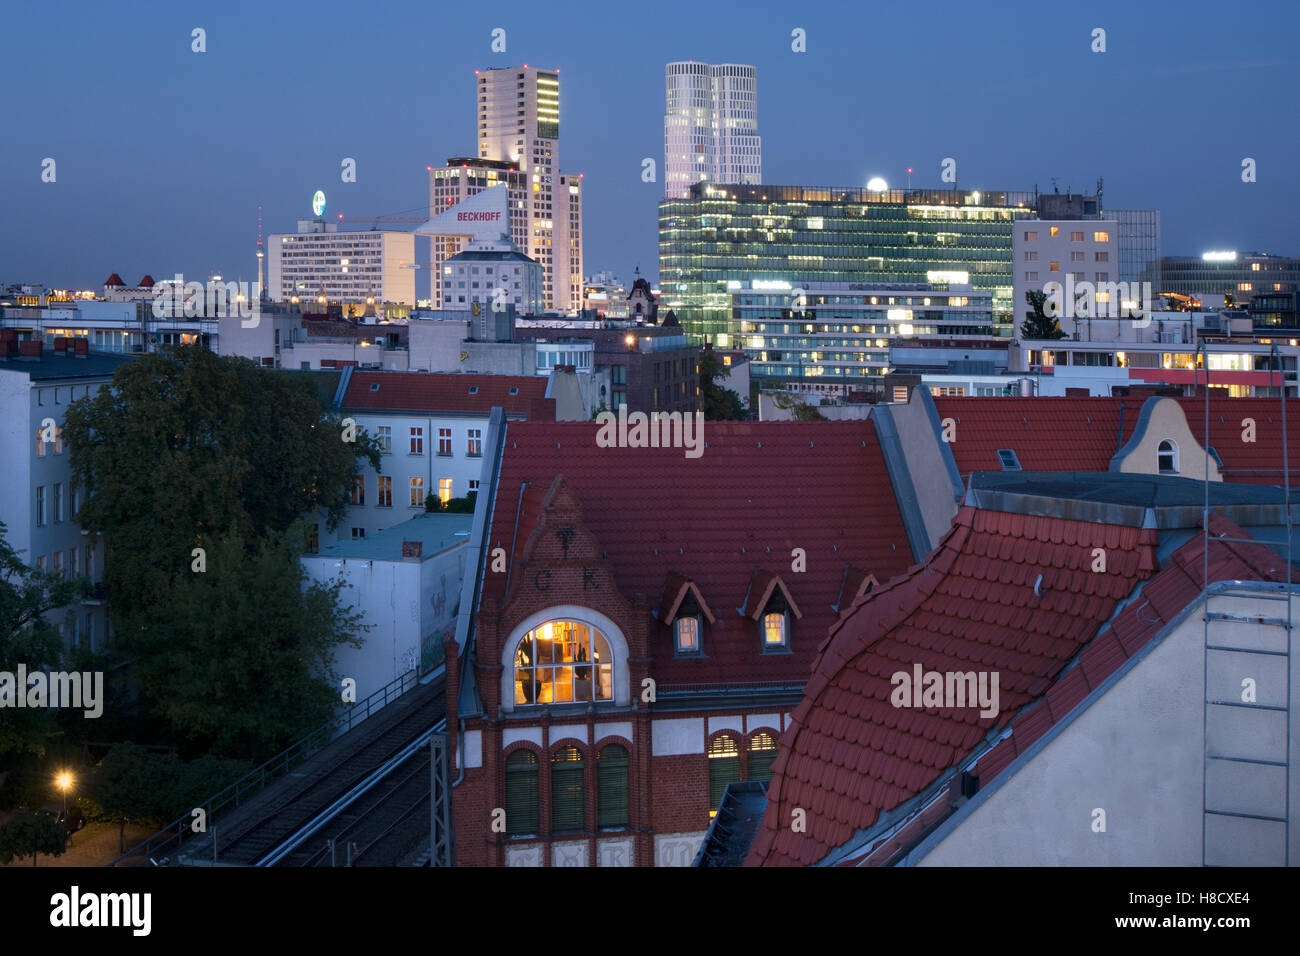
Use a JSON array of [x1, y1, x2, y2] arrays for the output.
[[699, 352, 748, 420], [0, 807, 68, 865], [62, 348, 378, 759], [0, 520, 87, 757], [91, 742, 175, 854], [1021, 289, 1066, 340], [426, 492, 477, 514]]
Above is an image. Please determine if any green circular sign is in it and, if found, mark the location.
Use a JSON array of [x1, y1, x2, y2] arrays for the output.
[[312, 190, 326, 217]]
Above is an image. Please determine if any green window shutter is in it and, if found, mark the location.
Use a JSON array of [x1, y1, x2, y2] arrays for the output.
[[748, 733, 778, 781], [708, 735, 741, 812], [597, 745, 629, 828], [505, 750, 539, 835], [551, 746, 585, 832]]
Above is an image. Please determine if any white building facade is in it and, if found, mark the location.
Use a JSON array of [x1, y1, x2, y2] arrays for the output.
[[664, 62, 761, 199], [268, 220, 417, 307]]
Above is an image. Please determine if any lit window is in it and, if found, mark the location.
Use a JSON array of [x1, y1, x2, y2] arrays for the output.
[[1093, 231, 1109, 242], [1158, 439, 1179, 474], [410, 477, 424, 507], [674, 615, 700, 653], [377, 475, 392, 507], [1049, 261, 1060, 272], [762, 611, 788, 648], [439, 478, 452, 503], [467, 428, 482, 456], [513, 620, 613, 705], [1049, 226, 1059, 237]]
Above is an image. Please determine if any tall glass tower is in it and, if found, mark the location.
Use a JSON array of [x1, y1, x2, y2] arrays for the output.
[[664, 63, 761, 199]]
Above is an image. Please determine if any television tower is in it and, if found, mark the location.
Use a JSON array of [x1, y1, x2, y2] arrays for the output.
[[256, 204, 265, 299]]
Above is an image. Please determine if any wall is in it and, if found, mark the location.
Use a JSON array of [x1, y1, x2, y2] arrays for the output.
[[1111, 397, 1222, 481]]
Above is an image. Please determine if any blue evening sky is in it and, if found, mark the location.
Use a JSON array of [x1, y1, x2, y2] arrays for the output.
[[2, 0, 1296, 289]]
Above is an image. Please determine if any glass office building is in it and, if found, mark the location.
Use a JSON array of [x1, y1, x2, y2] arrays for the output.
[[659, 182, 1036, 343]]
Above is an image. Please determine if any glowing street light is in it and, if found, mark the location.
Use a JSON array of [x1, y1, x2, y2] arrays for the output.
[[56, 771, 73, 818]]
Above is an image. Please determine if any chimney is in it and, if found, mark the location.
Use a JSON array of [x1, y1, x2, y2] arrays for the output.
[[401, 540, 422, 560], [74, 337, 89, 358], [53, 336, 68, 354], [17, 340, 43, 360]]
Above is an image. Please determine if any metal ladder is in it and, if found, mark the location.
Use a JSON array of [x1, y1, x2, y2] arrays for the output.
[[1197, 343, 1293, 866]]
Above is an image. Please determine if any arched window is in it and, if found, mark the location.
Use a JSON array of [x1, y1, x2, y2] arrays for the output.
[[505, 750, 539, 835], [513, 620, 613, 705], [597, 744, 629, 828], [707, 734, 741, 816], [1158, 439, 1178, 474], [748, 732, 779, 781], [551, 746, 584, 832]]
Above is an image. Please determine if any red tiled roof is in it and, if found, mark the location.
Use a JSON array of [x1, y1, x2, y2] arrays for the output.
[[104, 273, 125, 287], [341, 371, 551, 417], [746, 505, 1161, 866], [1174, 397, 1300, 486], [835, 514, 1289, 867], [934, 397, 1141, 478], [481, 421, 914, 686]]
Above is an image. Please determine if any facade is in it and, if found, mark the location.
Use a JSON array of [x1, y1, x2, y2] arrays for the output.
[[321, 369, 554, 549], [1013, 220, 1121, 337], [664, 62, 761, 199], [727, 280, 995, 387], [0, 340, 132, 652], [302, 513, 472, 700], [468, 66, 585, 312], [582, 272, 627, 318], [660, 183, 1036, 342], [440, 238, 544, 315], [448, 419, 916, 866], [267, 220, 416, 307], [1161, 252, 1300, 329]]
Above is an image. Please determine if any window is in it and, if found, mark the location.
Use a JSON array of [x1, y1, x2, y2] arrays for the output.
[[308, 524, 319, 553], [748, 732, 779, 781], [53, 550, 63, 574], [70, 486, 79, 519], [438, 428, 452, 455], [1158, 439, 1178, 474], [467, 428, 482, 456], [551, 746, 584, 832], [513, 620, 613, 705], [350, 475, 365, 506], [409, 427, 423, 454], [377, 475, 392, 507], [69, 548, 78, 575], [36, 486, 45, 527], [36, 555, 45, 572], [52, 484, 63, 523], [597, 744, 629, 828], [1024, 230, 1038, 241], [1049, 261, 1060, 272], [351, 528, 366, 539], [1071, 231, 1085, 241], [674, 615, 700, 654], [997, 449, 1023, 471], [1049, 226, 1060, 237], [410, 477, 424, 507], [1023, 251, 1038, 261], [1094, 231, 1109, 242], [1025, 271, 1038, 281], [36, 428, 46, 457], [468, 479, 480, 493], [54, 427, 64, 455], [1070, 252, 1084, 262], [86, 545, 94, 582], [1095, 251, 1109, 262], [377, 426, 391, 453], [505, 750, 539, 835], [762, 610, 788, 649], [708, 735, 741, 816]]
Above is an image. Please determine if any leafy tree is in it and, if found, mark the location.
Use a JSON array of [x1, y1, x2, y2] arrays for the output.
[[91, 742, 176, 853], [0, 520, 86, 757], [427, 492, 477, 514], [1021, 289, 1066, 340], [62, 347, 378, 759], [699, 352, 748, 420], [0, 807, 68, 865]]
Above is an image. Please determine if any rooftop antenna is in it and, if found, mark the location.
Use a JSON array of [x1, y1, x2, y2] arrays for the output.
[[256, 204, 265, 299], [1051, 177, 1059, 194]]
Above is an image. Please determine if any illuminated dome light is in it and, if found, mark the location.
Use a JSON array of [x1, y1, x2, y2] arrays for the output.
[[867, 177, 889, 192]]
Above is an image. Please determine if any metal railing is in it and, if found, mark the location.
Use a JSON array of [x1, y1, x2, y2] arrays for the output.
[[108, 668, 418, 866]]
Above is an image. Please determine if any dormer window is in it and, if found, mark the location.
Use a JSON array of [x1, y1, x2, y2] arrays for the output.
[[1158, 439, 1178, 474]]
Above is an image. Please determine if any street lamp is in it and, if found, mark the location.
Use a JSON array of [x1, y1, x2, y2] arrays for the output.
[[56, 771, 73, 819]]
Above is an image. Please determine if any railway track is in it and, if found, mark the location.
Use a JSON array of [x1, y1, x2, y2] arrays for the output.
[[192, 679, 446, 866]]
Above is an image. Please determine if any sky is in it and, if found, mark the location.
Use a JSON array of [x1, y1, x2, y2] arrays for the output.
[[3, 0, 1298, 290]]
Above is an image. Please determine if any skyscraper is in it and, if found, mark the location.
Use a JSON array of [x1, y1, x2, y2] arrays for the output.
[[453, 65, 582, 312], [664, 62, 761, 199]]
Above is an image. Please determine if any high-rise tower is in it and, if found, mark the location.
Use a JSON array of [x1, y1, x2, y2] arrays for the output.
[[664, 62, 761, 199]]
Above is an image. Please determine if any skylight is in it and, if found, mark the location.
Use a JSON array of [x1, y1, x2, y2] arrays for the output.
[[996, 449, 1022, 471]]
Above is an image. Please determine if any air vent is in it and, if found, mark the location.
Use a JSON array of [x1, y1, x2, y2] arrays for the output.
[[509, 386, 519, 395], [369, 383, 380, 391], [468, 386, 479, 394], [996, 448, 1022, 471]]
